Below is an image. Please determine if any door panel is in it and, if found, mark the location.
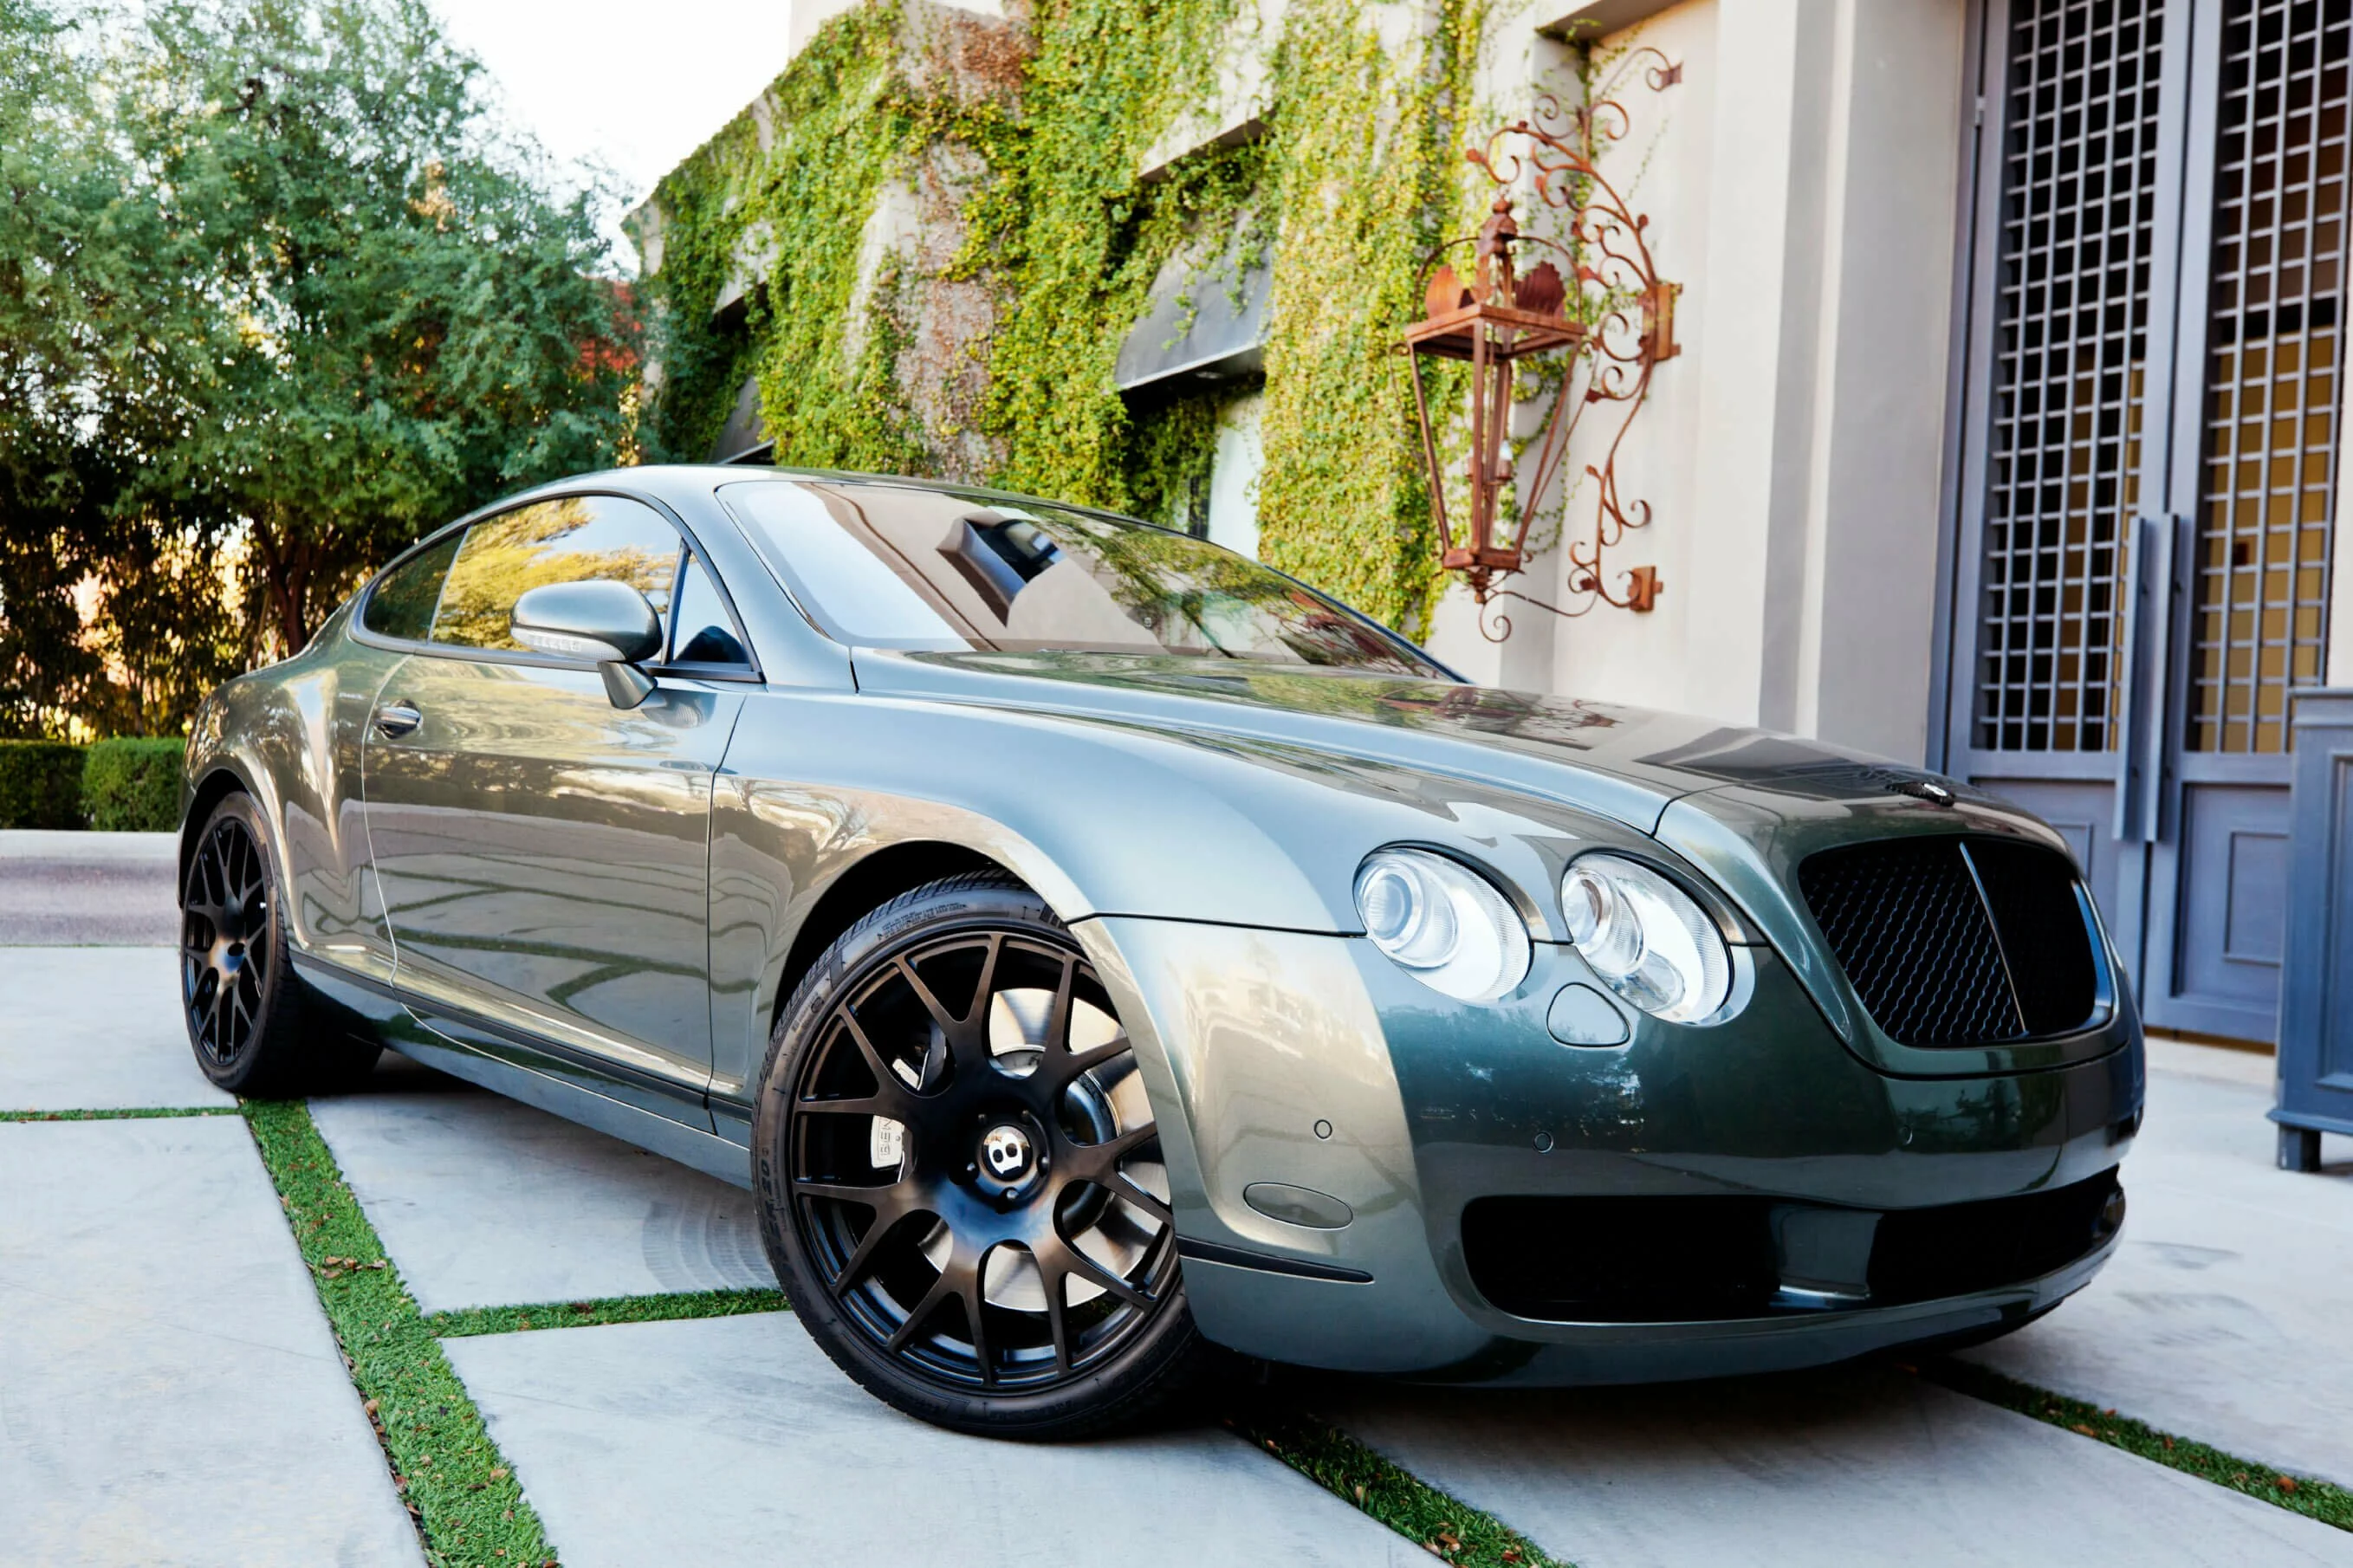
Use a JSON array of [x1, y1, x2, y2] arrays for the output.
[[2180, 785, 2288, 1001], [363, 654, 742, 1102], [2315, 752, 2353, 1094]]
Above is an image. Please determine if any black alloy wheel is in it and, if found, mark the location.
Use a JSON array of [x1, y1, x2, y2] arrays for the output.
[[755, 874, 1208, 1439], [182, 808, 273, 1074], [178, 793, 379, 1095]]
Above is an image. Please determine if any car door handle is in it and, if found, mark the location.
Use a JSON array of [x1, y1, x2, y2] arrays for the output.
[[373, 702, 423, 738]]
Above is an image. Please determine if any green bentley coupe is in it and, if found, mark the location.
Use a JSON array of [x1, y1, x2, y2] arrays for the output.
[[178, 465, 2142, 1438]]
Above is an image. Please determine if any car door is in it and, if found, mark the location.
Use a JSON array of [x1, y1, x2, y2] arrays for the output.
[[357, 492, 755, 1116]]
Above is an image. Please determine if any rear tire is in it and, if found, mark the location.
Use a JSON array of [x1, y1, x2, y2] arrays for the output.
[[179, 793, 380, 1096], [752, 872, 1211, 1440]]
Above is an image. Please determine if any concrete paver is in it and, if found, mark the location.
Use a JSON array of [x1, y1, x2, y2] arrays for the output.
[[0, 945, 230, 1111], [0, 1117, 422, 1567], [12, 925, 2342, 1568], [2146, 1033, 2278, 1090], [1965, 1058, 2353, 1487], [0, 830, 178, 945], [310, 1086, 774, 1312], [1321, 1364, 2353, 1568], [445, 1312, 1416, 1567]]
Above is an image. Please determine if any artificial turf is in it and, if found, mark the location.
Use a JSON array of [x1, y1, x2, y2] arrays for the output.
[[1926, 1357, 2353, 1533], [1228, 1403, 1566, 1567], [241, 1098, 555, 1568], [0, 1104, 241, 1121], [427, 1287, 788, 1338]]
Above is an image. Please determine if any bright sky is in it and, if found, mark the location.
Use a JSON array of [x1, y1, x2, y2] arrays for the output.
[[430, 0, 797, 270]]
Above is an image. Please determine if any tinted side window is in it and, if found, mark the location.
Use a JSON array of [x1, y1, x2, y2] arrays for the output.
[[431, 496, 681, 652], [361, 532, 462, 640], [669, 554, 749, 666]]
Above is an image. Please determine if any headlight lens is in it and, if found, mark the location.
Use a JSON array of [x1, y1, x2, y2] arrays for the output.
[[1560, 854, 1732, 1022], [1354, 849, 1532, 1001]]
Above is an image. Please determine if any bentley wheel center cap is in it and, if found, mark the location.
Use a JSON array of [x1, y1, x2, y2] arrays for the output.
[[980, 1124, 1037, 1190]]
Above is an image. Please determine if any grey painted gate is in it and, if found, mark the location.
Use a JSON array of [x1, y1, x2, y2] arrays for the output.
[[1944, 0, 2350, 1043]]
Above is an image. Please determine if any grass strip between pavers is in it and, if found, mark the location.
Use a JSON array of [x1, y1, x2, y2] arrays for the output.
[[428, 1287, 788, 1338], [1927, 1357, 2353, 1532], [1, 1105, 241, 1121], [1229, 1403, 1567, 1566], [242, 1098, 557, 1568]]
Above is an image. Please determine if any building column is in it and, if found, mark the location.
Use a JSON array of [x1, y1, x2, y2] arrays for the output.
[[1687, 0, 1968, 762]]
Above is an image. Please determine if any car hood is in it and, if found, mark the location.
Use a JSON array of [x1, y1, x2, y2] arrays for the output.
[[849, 649, 1989, 832], [851, 651, 2100, 1077]]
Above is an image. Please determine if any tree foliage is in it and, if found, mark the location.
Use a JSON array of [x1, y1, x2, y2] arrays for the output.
[[0, 0, 637, 737]]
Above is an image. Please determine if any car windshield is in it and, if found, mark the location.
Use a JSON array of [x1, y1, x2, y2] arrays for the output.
[[720, 478, 1449, 677]]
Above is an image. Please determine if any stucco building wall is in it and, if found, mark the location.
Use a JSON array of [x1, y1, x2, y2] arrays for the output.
[[636, 0, 1985, 769], [1423, 0, 1970, 770]]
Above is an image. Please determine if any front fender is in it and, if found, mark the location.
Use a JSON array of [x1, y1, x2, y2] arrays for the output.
[[1073, 916, 1488, 1374], [182, 609, 404, 981]]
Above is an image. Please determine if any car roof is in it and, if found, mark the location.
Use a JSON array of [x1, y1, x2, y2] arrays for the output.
[[530, 463, 1162, 534]]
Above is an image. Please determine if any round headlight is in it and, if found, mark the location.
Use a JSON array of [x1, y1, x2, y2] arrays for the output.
[[1354, 849, 1531, 1002], [1560, 854, 1732, 1023]]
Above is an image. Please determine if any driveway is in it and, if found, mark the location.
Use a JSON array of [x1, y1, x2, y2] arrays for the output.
[[5, 833, 2350, 1565]]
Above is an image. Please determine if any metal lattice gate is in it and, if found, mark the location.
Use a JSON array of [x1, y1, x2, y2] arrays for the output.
[[1973, 0, 2167, 760], [1948, 0, 2352, 1042], [2189, 0, 2349, 755]]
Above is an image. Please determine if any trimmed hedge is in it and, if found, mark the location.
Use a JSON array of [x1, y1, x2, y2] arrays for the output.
[[0, 742, 88, 830], [0, 736, 187, 831], [83, 737, 186, 833]]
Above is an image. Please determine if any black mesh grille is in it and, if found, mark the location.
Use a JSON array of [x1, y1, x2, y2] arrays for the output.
[[1965, 838, 2099, 1035], [1799, 839, 2024, 1046], [1798, 836, 2100, 1047]]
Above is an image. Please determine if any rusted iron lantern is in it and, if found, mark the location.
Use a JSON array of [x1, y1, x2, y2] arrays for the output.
[[1402, 198, 1584, 599], [1402, 52, 1682, 635]]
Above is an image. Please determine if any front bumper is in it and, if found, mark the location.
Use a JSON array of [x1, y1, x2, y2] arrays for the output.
[[1074, 917, 2143, 1383]]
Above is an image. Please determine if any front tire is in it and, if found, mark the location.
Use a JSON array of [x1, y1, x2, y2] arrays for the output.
[[179, 793, 379, 1096], [753, 873, 1208, 1439]]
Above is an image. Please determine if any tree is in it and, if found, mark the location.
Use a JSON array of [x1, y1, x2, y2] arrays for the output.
[[113, 0, 638, 655], [0, 0, 126, 734], [0, 0, 638, 738]]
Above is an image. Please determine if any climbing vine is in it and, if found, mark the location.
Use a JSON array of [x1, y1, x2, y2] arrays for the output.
[[634, 8, 931, 475], [638, 0, 1506, 636]]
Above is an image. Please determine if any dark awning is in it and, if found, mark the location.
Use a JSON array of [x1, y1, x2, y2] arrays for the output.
[[1114, 225, 1270, 393]]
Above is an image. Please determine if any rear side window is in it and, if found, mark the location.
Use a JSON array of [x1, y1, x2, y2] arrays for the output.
[[361, 532, 461, 641], [429, 496, 682, 652]]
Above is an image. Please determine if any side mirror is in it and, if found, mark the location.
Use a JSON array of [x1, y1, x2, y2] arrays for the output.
[[510, 580, 664, 709]]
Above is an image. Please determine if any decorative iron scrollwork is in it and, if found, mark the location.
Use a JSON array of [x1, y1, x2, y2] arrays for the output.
[[1402, 49, 1682, 632]]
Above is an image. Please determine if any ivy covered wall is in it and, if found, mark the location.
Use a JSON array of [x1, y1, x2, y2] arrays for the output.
[[631, 0, 1518, 637]]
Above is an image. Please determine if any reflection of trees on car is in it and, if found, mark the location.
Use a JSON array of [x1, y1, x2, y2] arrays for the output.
[[432, 502, 676, 652]]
